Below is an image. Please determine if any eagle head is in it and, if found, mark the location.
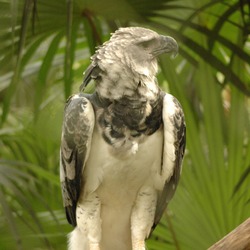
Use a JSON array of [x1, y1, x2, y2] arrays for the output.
[[81, 27, 178, 99]]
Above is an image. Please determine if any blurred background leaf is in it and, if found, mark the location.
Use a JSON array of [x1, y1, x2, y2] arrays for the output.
[[0, 0, 249, 249]]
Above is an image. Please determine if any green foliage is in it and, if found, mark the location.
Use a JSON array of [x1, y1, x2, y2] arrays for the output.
[[0, 0, 249, 249]]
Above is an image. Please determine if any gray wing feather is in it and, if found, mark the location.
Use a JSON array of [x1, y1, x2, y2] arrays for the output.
[[60, 94, 95, 226], [152, 94, 186, 230]]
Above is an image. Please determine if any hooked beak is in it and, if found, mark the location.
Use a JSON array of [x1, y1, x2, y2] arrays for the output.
[[162, 36, 178, 57], [152, 35, 178, 58]]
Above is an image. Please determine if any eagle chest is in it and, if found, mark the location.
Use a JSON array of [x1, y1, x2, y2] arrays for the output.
[[83, 117, 164, 200], [95, 95, 163, 148], [81, 96, 164, 199]]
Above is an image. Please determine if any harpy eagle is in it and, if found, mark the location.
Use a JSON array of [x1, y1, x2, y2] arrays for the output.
[[60, 27, 186, 250]]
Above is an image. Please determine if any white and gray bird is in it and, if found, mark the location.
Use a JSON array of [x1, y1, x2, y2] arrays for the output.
[[60, 27, 186, 250]]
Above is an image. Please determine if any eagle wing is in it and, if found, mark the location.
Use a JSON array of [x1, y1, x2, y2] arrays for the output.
[[153, 93, 186, 228], [60, 93, 95, 226]]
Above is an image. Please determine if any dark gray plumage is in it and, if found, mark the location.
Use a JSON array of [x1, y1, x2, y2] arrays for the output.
[[60, 27, 185, 250]]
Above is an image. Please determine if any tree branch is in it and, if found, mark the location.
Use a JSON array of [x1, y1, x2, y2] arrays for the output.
[[208, 218, 250, 250]]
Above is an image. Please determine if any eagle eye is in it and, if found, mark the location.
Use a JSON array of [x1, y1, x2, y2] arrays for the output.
[[137, 37, 158, 50]]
